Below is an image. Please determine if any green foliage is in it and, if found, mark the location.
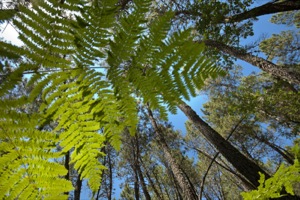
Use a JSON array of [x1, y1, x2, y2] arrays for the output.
[[0, 98, 74, 199], [120, 183, 135, 200], [241, 159, 300, 200], [260, 11, 300, 73], [203, 66, 300, 137], [270, 11, 300, 28], [0, 0, 222, 198], [0, 9, 17, 23], [195, 0, 254, 43]]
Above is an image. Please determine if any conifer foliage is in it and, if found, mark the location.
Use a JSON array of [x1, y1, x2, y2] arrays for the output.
[[0, 0, 223, 198]]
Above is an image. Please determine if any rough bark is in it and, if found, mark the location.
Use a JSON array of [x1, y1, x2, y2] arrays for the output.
[[177, 101, 270, 189], [225, 0, 300, 23], [147, 107, 198, 200], [204, 39, 300, 85]]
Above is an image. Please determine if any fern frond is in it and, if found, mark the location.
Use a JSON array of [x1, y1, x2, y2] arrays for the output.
[[39, 68, 134, 193], [72, 0, 118, 66], [0, 99, 73, 199]]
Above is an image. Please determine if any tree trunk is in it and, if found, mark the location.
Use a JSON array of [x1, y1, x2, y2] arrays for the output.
[[204, 39, 300, 85], [64, 151, 70, 196], [134, 169, 140, 200], [140, 158, 164, 200], [107, 147, 113, 200], [147, 107, 198, 200], [169, 169, 184, 200], [225, 0, 300, 23], [194, 147, 254, 191], [254, 134, 294, 165], [177, 101, 270, 188], [134, 135, 151, 200], [152, 166, 166, 199], [96, 146, 107, 200], [74, 174, 82, 200]]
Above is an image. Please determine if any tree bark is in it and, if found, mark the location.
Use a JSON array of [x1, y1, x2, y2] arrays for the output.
[[203, 39, 300, 85], [147, 107, 198, 200], [177, 101, 270, 188], [74, 174, 82, 200], [225, 0, 300, 23]]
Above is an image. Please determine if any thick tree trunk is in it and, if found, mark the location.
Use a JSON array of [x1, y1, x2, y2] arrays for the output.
[[226, 0, 300, 23], [147, 107, 198, 200], [74, 174, 82, 200], [177, 101, 270, 188], [204, 39, 300, 85]]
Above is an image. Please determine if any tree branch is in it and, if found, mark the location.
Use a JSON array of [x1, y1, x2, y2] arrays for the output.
[[199, 117, 246, 199], [203, 39, 300, 85], [225, 0, 300, 23]]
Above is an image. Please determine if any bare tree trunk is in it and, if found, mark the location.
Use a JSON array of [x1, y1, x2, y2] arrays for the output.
[[96, 146, 107, 200], [140, 158, 164, 200], [107, 146, 113, 200], [64, 151, 70, 196], [178, 101, 270, 189], [134, 169, 140, 200], [134, 135, 151, 200], [203, 39, 300, 85], [147, 107, 198, 200], [225, 0, 300, 23], [74, 174, 82, 200]]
